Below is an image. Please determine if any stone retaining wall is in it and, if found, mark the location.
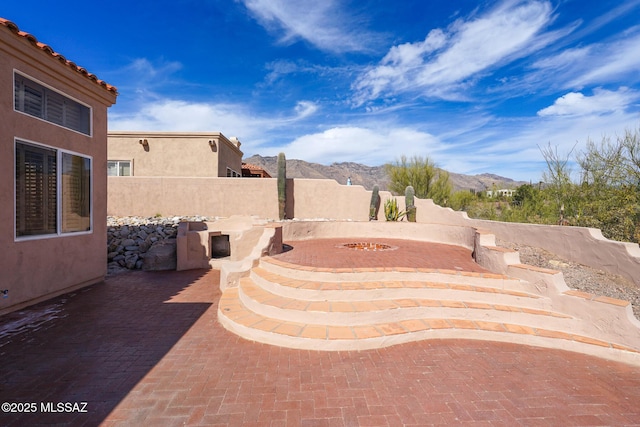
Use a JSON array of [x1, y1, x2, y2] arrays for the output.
[[107, 216, 212, 273]]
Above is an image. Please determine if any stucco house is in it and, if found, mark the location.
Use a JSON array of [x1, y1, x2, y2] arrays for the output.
[[242, 162, 271, 178], [107, 131, 243, 178], [1, 18, 118, 315]]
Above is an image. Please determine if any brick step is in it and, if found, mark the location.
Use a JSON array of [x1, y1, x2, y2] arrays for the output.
[[259, 257, 531, 293], [218, 288, 639, 354], [251, 266, 542, 304], [238, 277, 572, 328]]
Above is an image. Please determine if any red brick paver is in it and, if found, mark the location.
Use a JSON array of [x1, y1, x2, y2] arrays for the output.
[[274, 238, 489, 273], [1, 269, 639, 426]]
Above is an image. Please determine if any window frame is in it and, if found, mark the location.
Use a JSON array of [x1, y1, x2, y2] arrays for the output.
[[107, 160, 132, 177], [14, 138, 94, 241], [13, 70, 93, 136]]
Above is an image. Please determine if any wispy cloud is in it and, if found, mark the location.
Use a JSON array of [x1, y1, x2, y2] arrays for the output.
[[537, 87, 639, 117], [105, 58, 183, 94], [568, 0, 640, 40], [240, 0, 382, 53], [569, 29, 640, 88], [529, 27, 640, 90], [352, 0, 556, 105], [262, 59, 352, 86]]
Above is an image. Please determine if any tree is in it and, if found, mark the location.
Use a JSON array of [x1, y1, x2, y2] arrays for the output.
[[539, 142, 579, 218], [621, 127, 640, 186], [384, 155, 452, 206], [463, 128, 640, 244], [577, 135, 625, 191], [450, 190, 476, 211]]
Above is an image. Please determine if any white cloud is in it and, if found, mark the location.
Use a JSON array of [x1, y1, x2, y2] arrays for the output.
[[293, 101, 318, 119], [281, 126, 442, 166], [353, 0, 555, 104], [109, 98, 319, 150], [537, 88, 638, 116], [240, 0, 381, 53], [110, 100, 251, 133]]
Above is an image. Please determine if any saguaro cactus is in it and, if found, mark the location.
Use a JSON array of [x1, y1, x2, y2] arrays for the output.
[[369, 185, 379, 221], [405, 185, 417, 222], [277, 152, 286, 220]]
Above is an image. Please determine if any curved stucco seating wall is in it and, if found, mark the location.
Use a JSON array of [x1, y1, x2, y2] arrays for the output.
[[416, 198, 640, 286], [217, 220, 640, 364], [472, 228, 640, 355], [282, 220, 476, 251]]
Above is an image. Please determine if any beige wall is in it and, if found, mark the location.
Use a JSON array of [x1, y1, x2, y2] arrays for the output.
[[287, 179, 388, 221], [1, 22, 117, 315], [414, 198, 640, 286], [218, 137, 243, 177], [107, 131, 243, 178], [108, 177, 279, 219]]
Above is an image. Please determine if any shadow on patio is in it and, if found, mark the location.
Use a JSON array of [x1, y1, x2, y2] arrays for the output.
[[0, 269, 216, 426]]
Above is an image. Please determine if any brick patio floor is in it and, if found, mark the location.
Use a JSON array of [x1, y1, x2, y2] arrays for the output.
[[273, 238, 490, 273], [1, 242, 640, 425]]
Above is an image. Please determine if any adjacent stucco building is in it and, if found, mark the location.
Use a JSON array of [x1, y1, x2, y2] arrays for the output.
[[242, 162, 272, 178], [1, 18, 118, 314], [107, 131, 244, 178]]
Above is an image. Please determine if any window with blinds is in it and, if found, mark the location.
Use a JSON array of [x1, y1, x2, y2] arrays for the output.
[[14, 73, 91, 135], [15, 143, 57, 236], [15, 141, 92, 238], [61, 153, 91, 233]]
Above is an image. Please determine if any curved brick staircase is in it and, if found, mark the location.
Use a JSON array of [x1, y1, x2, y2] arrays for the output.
[[218, 255, 640, 362]]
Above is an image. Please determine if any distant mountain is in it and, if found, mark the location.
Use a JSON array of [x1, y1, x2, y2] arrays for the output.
[[243, 155, 527, 193]]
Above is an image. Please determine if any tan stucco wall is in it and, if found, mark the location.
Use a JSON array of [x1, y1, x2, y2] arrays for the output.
[[217, 137, 243, 177], [1, 25, 117, 315], [107, 131, 243, 178], [287, 179, 377, 221], [107, 177, 279, 219], [414, 198, 640, 286], [281, 220, 475, 250]]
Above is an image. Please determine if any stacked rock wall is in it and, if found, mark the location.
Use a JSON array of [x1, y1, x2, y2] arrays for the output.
[[107, 216, 212, 273]]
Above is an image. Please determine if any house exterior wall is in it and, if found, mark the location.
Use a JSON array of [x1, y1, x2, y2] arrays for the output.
[[218, 137, 243, 177], [0, 19, 117, 315], [107, 131, 243, 178]]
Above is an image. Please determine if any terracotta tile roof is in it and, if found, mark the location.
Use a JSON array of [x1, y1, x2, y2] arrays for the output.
[[242, 162, 272, 178], [242, 162, 265, 170], [0, 17, 117, 94]]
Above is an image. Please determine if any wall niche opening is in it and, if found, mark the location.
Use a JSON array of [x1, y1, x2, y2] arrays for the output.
[[211, 234, 230, 258]]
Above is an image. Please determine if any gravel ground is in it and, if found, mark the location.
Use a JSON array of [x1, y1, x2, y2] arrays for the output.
[[497, 239, 640, 319]]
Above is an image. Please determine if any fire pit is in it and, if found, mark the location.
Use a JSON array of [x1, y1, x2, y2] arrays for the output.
[[339, 242, 397, 251]]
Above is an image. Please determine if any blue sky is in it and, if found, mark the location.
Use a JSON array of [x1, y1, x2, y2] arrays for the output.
[[4, 0, 640, 181]]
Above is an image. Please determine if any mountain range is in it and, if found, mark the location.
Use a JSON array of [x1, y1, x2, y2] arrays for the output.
[[243, 155, 527, 193]]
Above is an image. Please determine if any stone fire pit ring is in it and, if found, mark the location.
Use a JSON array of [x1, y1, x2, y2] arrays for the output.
[[338, 242, 398, 252]]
